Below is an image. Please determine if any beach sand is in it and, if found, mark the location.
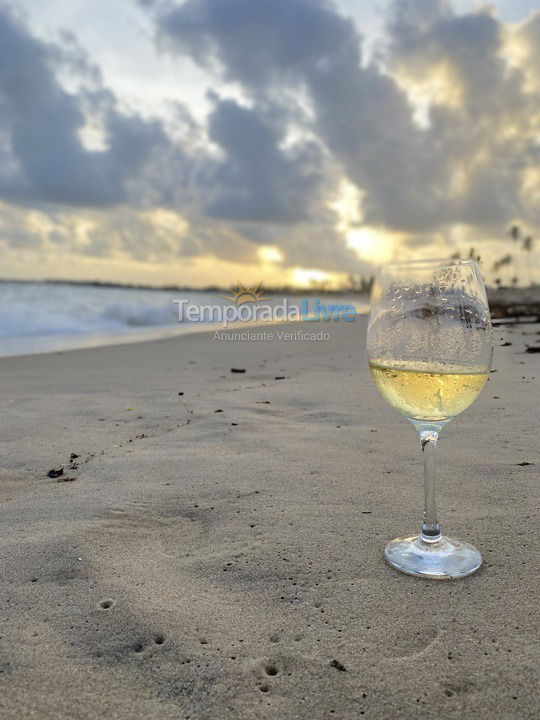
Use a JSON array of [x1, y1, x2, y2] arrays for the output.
[[0, 318, 538, 719]]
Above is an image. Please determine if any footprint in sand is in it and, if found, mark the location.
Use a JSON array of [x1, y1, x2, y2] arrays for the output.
[[378, 625, 443, 660], [101, 500, 209, 534]]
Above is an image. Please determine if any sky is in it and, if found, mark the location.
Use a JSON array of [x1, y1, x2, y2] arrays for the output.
[[1, 0, 539, 288]]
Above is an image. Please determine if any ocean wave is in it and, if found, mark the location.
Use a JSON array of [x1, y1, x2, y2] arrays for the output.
[[0, 283, 186, 338], [0, 282, 368, 357]]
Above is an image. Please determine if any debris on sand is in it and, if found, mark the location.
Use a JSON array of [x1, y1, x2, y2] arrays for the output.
[[56, 477, 76, 483], [47, 468, 64, 479], [231, 368, 246, 373], [70, 453, 79, 460], [525, 346, 540, 354], [330, 659, 347, 672], [275, 376, 286, 380]]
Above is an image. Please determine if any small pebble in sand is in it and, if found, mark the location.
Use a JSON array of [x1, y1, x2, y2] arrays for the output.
[[231, 368, 246, 373], [214, 409, 223, 413], [47, 468, 63, 478], [330, 659, 347, 672]]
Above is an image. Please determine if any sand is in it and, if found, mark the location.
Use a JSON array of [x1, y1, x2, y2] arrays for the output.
[[0, 318, 538, 719]]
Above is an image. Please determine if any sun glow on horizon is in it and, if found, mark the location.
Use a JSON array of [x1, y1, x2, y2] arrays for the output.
[[290, 267, 337, 288]]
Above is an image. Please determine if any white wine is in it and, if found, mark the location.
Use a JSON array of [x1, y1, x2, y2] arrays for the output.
[[369, 361, 489, 421]]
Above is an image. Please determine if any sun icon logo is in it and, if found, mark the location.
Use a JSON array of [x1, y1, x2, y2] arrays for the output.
[[221, 281, 268, 305]]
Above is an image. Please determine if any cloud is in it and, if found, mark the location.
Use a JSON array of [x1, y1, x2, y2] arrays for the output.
[[385, 0, 538, 227], [157, 0, 357, 88], [0, 5, 172, 207], [157, 0, 540, 236], [202, 97, 325, 223], [0, 2, 331, 232], [514, 10, 540, 92], [156, 0, 432, 231], [156, 0, 440, 235]]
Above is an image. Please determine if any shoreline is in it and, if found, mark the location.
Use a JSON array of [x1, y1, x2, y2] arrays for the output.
[[0, 314, 367, 360]]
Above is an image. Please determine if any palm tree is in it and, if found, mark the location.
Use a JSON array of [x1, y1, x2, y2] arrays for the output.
[[493, 254, 513, 287], [522, 236, 535, 287]]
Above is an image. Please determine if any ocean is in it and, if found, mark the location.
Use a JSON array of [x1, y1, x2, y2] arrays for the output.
[[0, 282, 368, 357]]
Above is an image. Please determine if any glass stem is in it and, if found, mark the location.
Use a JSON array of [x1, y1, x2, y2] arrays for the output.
[[419, 430, 442, 543]]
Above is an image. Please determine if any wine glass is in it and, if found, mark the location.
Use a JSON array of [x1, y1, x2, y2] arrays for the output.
[[367, 258, 493, 579]]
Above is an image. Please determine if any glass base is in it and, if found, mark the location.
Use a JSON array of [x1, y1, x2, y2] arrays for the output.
[[384, 534, 482, 579]]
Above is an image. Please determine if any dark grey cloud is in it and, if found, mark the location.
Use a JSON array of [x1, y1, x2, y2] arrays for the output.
[[0, 2, 329, 232], [0, 5, 173, 207], [157, 0, 540, 234], [202, 97, 324, 223], [157, 0, 356, 89], [156, 0, 442, 231]]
